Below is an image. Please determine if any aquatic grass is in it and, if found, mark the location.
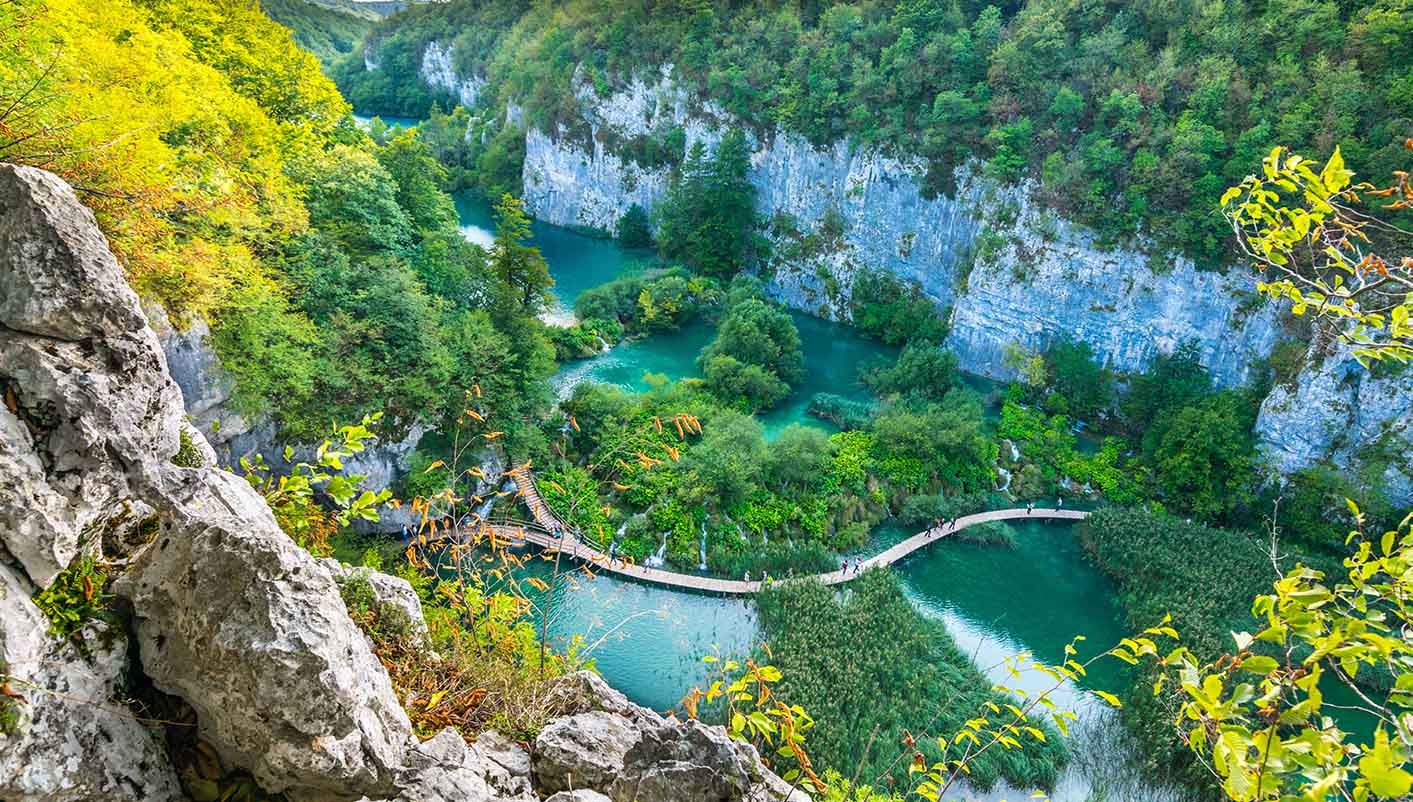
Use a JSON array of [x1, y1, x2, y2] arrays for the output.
[[753, 571, 1067, 793]]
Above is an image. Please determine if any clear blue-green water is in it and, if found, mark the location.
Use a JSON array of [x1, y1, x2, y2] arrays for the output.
[[352, 112, 424, 131], [454, 192, 656, 311], [454, 192, 894, 438], [452, 194, 1174, 800]]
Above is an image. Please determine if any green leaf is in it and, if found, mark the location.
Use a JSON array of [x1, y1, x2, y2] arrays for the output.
[[1093, 690, 1123, 708], [1240, 655, 1280, 674]]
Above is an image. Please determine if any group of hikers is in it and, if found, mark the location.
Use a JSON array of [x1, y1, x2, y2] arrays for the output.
[[925, 496, 1066, 538]]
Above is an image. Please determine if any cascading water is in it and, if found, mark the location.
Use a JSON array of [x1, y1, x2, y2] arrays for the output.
[[996, 466, 1013, 495], [698, 522, 708, 571], [1005, 438, 1021, 462], [645, 532, 668, 568]]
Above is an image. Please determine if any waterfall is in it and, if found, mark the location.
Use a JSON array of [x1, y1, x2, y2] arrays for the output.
[[473, 490, 498, 521], [698, 522, 708, 572], [997, 466, 1013, 495], [645, 532, 668, 568], [1005, 438, 1021, 462], [595, 334, 611, 353]]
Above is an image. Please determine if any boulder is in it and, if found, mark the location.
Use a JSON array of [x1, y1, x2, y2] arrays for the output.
[[534, 670, 807, 802], [388, 727, 492, 802], [473, 730, 535, 800], [322, 558, 432, 650], [533, 711, 641, 795], [611, 717, 759, 802], [115, 468, 414, 801], [0, 163, 186, 588], [0, 561, 184, 802]]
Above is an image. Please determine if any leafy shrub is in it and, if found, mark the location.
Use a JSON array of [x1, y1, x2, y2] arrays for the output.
[[33, 557, 116, 645], [171, 428, 206, 468], [849, 271, 947, 345]]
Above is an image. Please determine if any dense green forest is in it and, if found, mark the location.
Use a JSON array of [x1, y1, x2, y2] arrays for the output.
[[0, 0, 556, 449], [259, 0, 373, 63], [339, 0, 1412, 266]]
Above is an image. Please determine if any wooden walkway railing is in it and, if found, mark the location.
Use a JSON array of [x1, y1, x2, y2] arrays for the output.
[[437, 465, 1090, 596]]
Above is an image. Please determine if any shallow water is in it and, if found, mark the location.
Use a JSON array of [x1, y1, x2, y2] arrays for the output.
[[500, 518, 1173, 800], [352, 112, 424, 131]]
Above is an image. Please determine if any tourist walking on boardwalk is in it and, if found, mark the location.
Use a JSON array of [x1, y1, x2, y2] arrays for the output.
[[1026, 501, 1033, 515], [744, 570, 751, 583], [841, 559, 848, 574], [1057, 496, 1064, 510]]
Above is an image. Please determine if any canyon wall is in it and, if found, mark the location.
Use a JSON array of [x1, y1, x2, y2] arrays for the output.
[[1255, 343, 1413, 503], [503, 58, 1281, 388]]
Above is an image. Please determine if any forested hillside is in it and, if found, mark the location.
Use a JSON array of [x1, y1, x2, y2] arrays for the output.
[[260, 0, 373, 64], [339, 0, 1413, 266], [0, 0, 553, 446]]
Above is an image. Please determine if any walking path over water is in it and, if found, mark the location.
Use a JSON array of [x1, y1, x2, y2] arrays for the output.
[[464, 466, 1089, 596]]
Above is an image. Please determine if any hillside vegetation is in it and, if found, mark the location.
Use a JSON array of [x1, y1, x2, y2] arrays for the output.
[[260, 0, 373, 64], [340, 0, 1412, 266], [0, 0, 553, 444]]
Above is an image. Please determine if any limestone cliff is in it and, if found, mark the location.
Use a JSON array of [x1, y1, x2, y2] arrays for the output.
[[504, 62, 1281, 388], [1256, 342, 1413, 503], [0, 163, 803, 802]]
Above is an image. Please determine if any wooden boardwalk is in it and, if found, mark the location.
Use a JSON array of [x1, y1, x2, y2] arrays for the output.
[[466, 466, 1090, 596]]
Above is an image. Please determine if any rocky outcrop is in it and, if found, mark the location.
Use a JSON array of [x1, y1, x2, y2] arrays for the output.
[[115, 468, 415, 800], [421, 41, 485, 108], [1256, 343, 1413, 504], [0, 560, 185, 802], [532, 671, 807, 802], [534, 712, 641, 794], [0, 165, 187, 589]]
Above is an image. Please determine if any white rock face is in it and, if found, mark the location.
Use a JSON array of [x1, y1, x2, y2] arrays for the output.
[[0, 164, 187, 589], [116, 469, 415, 801], [945, 192, 1280, 386], [1256, 343, 1413, 504], [507, 68, 1278, 386], [0, 562, 185, 802], [532, 671, 807, 802], [421, 41, 486, 108]]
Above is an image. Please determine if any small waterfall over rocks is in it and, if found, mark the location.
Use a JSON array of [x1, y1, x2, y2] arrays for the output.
[[645, 532, 668, 568]]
